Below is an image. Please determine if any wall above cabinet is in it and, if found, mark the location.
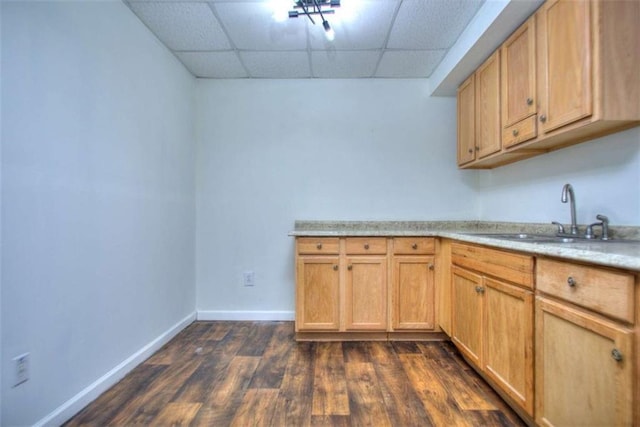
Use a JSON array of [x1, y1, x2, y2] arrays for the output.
[[457, 0, 640, 169]]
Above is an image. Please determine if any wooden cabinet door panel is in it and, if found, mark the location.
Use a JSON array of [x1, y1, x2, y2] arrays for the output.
[[345, 257, 387, 331], [476, 50, 501, 158], [451, 266, 483, 366], [393, 256, 435, 330], [457, 75, 476, 165], [484, 278, 534, 416], [296, 257, 340, 331], [538, 0, 592, 133], [535, 297, 633, 427]]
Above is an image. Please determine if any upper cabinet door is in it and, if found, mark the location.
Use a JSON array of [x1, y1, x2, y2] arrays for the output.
[[475, 50, 501, 159], [537, 0, 592, 133], [501, 16, 536, 128], [457, 75, 476, 166]]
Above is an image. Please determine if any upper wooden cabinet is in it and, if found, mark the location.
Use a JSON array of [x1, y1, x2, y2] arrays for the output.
[[458, 0, 640, 169], [457, 51, 501, 166]]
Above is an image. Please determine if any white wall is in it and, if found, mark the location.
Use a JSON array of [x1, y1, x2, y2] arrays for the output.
[[477, 127, 640, 226], [196, 79, 478, 316], [1, 2, 196, 425]]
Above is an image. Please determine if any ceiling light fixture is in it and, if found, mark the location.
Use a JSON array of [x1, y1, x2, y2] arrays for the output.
[[288, 0, 341, 41]]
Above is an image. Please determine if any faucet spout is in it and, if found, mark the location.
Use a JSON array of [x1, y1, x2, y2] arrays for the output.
[[561, 183, 578, 235]]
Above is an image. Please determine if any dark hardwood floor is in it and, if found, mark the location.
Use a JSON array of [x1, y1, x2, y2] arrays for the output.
[[65, 321, 526, 426]]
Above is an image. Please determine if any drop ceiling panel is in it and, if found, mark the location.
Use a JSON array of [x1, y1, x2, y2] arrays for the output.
[[308, 0, 398, 50], [240, 51, 311, 78], [387, 0, 484, 49], [127, 2, 231, 51], [175, 51, 248, 78], [376, 49, 446, 77], [312, 50, 380, 78], [213, 2, 308, 50]]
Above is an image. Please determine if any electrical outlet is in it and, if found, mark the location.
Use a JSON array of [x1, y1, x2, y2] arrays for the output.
[[243, 271, 255, 287], [13, 353, 30, 387]]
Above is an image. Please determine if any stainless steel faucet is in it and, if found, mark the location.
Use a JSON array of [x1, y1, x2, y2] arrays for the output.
[[561, 183, 578, 235]]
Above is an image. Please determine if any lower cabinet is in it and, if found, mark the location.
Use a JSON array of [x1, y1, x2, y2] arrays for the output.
[[344, 256, 387, 331], [451, 243, 535, 417]]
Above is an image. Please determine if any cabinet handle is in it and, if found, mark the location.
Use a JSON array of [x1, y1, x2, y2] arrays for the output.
[[526, 97, 533, 105], [567, 276, 576, 287], [364, 244, 370, 250], [428, 264, 434, 270], [347, 265, 353, 271], [412, 243, 418, 250], [333, 265, 338, 271], [475, 286, 485, 294], [512, 129, 519, 137], [317, 243, 323, 250], [540, 114, 547, 123], [611, 348, 623, 362]]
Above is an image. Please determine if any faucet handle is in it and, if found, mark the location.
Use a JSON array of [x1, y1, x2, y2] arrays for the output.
[[552, 221, 565, 234], [584, 222, 602, 239], [596, 214, 610, 240]]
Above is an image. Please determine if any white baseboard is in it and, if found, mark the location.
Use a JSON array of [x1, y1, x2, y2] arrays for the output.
[[197, 310, 295, 321], [34, 311, 197, 427]]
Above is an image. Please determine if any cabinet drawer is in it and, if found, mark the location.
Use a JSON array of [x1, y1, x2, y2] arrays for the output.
[[536, 258, 635, 323], [297, 237, 340, 255], [393, 237, 435, 255], [345, 237, 387, 255], [503, 115, 537, 148], [452, 243, 533, 288]]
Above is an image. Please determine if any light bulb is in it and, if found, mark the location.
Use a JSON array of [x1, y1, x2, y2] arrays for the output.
[[271, 0, 291, 22], [323, 20, 335, 41]]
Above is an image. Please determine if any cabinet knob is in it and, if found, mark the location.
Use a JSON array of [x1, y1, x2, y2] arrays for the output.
[[611, 348, 623, 362], [333, 265, 338, 271], [428, 264, 434, 270], [512, 129, 519, 137], [468, 148, 473, 154], [412, 243, 418, 250], [475, 286, 485, 294], [364, 244, 370, 250], [347, 265, 353, 271], [540, 114, 547, 123], [567, 276, 577, 287], [526, 97, 533, 105], [475, 146, 480, 151], [317, 243, 323, 250]]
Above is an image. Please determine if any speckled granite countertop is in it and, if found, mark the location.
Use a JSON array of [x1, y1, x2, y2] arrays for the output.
[[289, 221, 640, 271]]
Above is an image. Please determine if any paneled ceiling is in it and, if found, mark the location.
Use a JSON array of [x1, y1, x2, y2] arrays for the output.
[[125, 0, 486, 79]]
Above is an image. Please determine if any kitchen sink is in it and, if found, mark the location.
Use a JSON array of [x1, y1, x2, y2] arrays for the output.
[[466, 233, 640, 244]]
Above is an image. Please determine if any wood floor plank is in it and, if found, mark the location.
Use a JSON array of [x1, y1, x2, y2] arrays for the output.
[[399, 354, 472, 427], [229, 389, 280, 427], [310, 415, 351, 426], [344, 362, 393, 427], [342, 342, 370, 363], [392, 341, 421, 354], [152, 402, 202, 425], [312, 342, 350, 416], [367, 342, 434, 427], [191, 356, 260, 426], [270, 342, 315, 427], [237, 322, 276, 357], [249, 322, 295, 389]]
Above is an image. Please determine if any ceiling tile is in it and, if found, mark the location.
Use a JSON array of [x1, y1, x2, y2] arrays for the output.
[[175, 51, 248, 78], [376, 50, 446, 78], [127, 2, 231, 51], [213, 2, 308, 50], [311, 50, 381, 78], [308, 0, 399, 50], [387, 0, 484, 50], [240, 51, 311, 78]]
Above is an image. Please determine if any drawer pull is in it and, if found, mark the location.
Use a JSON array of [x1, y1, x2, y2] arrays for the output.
[[333, 265, 338, 271], [475, 286, 485, 294], [540, 114, 547, 123], [512, 129, 519, 137], [317, 243, 323, 250], [347, 265, 353, 271], [567, 276, 577, 287], [364, 244, 370, 250], [611, 348, 623, 362], [526, 97, 533, 105], [428, 264, 434, 271], [412, 243, 418, 250]]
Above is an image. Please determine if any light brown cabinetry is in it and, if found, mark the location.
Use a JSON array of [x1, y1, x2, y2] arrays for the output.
[[457, 51, 501, 166], [535, 258, 636, 426], [451, 243, 535, 416], [344, 255, 387, 331], [391, 237, 436, 330], [458, 0, 640, 169]]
